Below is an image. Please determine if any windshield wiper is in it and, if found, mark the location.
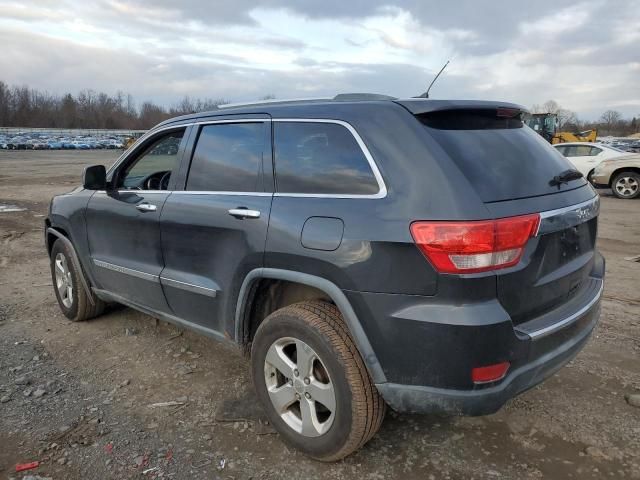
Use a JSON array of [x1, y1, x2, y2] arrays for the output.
[[549, 169, 583, 188]]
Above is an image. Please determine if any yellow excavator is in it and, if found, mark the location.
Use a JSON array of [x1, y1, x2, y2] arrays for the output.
[[525, 113, 597, 144]]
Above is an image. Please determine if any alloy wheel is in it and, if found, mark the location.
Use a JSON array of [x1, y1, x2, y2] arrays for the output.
[[615, 176, 639, 197], [263, 337, 336, 437], [54, 252, 74, 308]]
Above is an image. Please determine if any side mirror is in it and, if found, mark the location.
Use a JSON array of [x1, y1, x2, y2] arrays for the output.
[[82, 165, 107, 190]]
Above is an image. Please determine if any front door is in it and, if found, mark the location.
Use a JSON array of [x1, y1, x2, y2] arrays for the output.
[[159, 119, 272, 337], [86, 127, 189, 312]]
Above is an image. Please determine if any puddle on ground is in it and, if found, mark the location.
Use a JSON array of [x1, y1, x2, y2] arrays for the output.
[[0, 204, 26, 213]]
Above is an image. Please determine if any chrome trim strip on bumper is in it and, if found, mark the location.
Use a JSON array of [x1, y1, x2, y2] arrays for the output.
[[160, 277, 217, 298], [527, 280, 603, 339], [93, 259, 159, 282], [536, 195, 600, 236]]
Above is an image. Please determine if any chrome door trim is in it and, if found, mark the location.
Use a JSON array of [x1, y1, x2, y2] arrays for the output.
[[536, 195, 600, 236], [272, 118, 387, 199], [160, 277, 217, 298], [172, 191, 272, 196], [136, 203, 157, 212], [228, 208, 261, 219], [93, 259, 159, 283]]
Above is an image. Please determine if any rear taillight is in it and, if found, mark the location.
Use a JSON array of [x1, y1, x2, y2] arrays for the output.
[[410, 214, 540, 274]]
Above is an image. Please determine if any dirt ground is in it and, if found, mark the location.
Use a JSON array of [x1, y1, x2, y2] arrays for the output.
[[0, 150, 639, 480]]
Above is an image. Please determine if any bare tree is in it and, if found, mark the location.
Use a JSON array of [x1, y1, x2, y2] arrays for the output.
[[0, 81, 237, 129], [599, 110, 622, 133]]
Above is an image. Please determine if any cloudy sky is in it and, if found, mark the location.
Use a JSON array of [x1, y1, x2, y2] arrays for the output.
[[2, 0, 639, 119]]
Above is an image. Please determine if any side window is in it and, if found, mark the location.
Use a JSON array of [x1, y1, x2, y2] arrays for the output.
[[563, 146, 577, 157], [273, 122, 380, 195], [555, 146, 567, 156], [186, 123, 265, 192], [589, 147, 602, 156], [118, 129, 185, 190], [574, 145, 592, 157]]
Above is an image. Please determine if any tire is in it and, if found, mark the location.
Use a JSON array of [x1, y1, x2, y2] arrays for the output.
[[251, 300, 385, 461], [611, 171, 640, 199], [50, 238, 105, 321]]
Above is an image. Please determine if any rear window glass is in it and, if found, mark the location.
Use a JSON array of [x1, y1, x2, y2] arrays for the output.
[[418, 110, 585, 202], [273, 122, 379, 195], [187, 123, 265, 192]]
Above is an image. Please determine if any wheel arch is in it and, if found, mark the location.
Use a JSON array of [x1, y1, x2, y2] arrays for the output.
[[609, 167, 640, 187], [235, 268, 387, 384], [47, 227, 96, 306]]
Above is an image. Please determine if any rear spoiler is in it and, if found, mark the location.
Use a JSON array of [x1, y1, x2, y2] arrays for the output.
[[394, 99, 528, 116]]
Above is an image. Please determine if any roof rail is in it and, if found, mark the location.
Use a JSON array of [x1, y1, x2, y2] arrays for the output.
[[217, 97, 331, 109], [333, 93, 397, 101], [217, 93, 397, 109]]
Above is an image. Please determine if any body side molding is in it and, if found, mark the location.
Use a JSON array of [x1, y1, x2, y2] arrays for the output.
[[234, 268, 387, 384]]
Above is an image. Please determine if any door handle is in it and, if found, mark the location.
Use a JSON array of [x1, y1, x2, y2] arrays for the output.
[[228, 208, 260, 219], [136, 203, 157, 212]]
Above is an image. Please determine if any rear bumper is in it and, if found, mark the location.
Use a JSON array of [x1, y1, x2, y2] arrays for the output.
[[347, 252, 605, 415], [376, 300, 599, 415]]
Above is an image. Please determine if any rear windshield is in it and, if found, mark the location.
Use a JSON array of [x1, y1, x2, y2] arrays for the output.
[[418, 109, 586, 203]]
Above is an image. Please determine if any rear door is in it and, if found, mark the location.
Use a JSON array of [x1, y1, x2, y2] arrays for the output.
[[159, 118, 272, 337], [415, 107, 601, 327]]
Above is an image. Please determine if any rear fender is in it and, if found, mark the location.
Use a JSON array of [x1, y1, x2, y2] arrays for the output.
[[235, 268, 387, 384]]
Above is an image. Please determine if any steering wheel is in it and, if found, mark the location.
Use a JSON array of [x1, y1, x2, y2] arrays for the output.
[[139, 171, 170, 190], [159, 171, 171, 190]]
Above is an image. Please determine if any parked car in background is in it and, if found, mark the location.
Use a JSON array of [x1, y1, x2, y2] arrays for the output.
[[7, 137, 28, 149], [554, 142, 633, 180], [591, 154, 640, 199]]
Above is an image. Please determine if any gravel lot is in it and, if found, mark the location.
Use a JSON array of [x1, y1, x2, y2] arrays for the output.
[[1, 150, 639, 480]]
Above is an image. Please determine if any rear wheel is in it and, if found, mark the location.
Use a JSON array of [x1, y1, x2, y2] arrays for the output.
[[50, 239, 105, 321], [612, 171, 640, 199], [251, 300, 385, 461]]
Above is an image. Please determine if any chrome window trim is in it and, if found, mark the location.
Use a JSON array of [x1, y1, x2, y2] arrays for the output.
[[93, 259, 159, 282], [526, 280, 603, 339], [94, 190, 170, 194], [160, 276, 217, 298], [271, 118, 387, 199], [106, 117, 387, 200], [106, 118, 270, 176], [173, 191, 272, 196], [535, 195, 600, 236]]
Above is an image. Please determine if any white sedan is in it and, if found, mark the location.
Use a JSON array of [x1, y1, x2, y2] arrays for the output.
[[553, 142, 633, 180]]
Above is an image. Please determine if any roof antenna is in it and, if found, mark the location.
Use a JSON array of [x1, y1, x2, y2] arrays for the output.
[[417, 60, 450, 98]]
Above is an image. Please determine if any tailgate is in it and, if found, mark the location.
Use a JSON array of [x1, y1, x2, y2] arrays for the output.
[[496, 196, 601, 325]]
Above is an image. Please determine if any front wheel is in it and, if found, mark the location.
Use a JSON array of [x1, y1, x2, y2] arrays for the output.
[[50, 238, 105, 321], [251, 301, 385, 461], [612, 171, 640, 199]]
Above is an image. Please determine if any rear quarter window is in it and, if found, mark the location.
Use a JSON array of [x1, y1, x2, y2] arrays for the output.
[[273, 121, 380, 195]]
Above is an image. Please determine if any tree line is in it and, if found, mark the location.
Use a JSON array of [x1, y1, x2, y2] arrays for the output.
[[0, 81, 637, 136], [0, 81, 230, 130], [531, 100, 638, 137]]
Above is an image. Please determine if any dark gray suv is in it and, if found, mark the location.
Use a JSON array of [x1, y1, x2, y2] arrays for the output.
[[45, 95, 604, 461]]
